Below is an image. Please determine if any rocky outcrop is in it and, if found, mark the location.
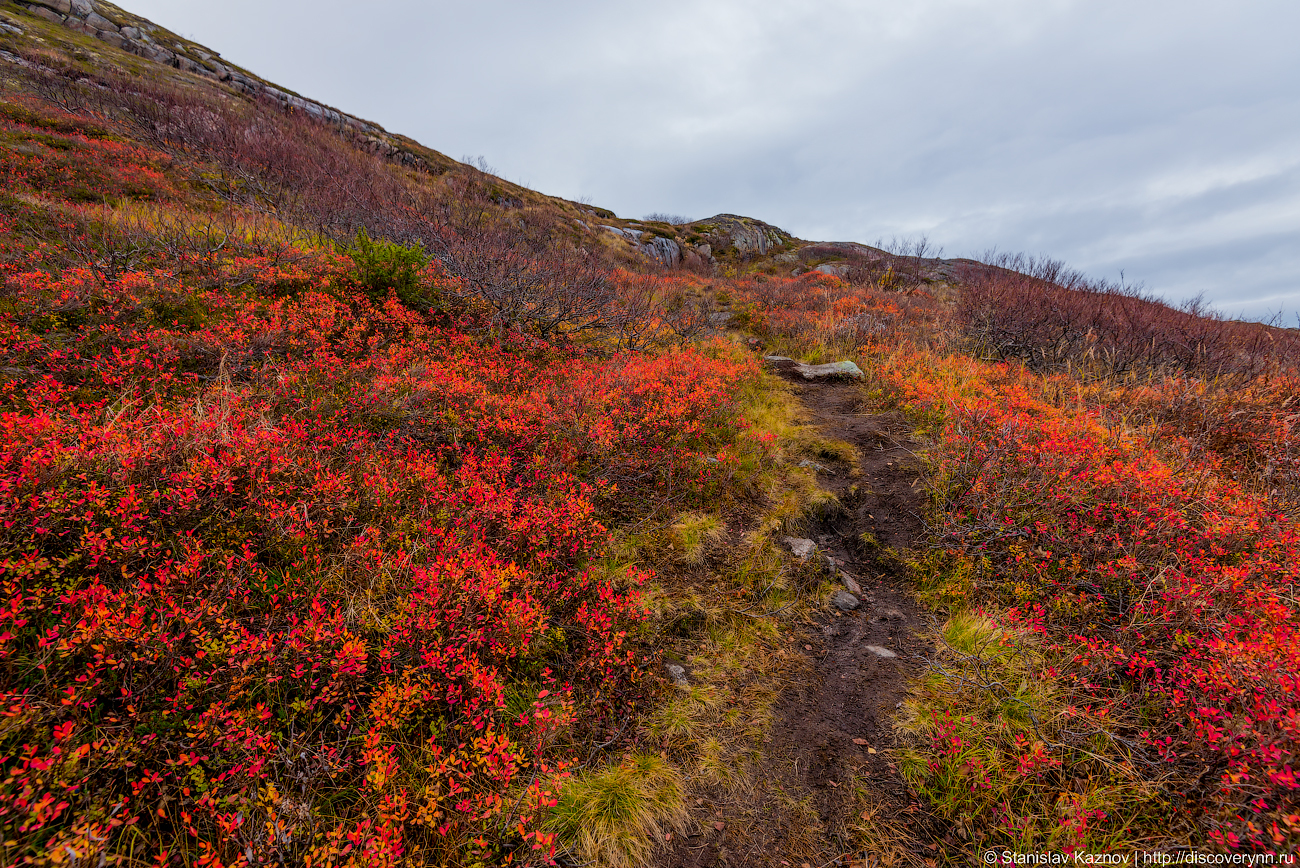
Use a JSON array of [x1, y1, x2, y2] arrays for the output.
[[600, 226, 688, 269], [688, 214, 793, 258], [641, 235, 681, 268], [11, 0, 434, 172]]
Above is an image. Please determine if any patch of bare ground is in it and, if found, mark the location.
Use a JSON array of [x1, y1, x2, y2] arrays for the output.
[[657, 372, 953, 868]]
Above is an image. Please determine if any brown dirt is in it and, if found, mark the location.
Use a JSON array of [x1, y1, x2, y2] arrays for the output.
[[657, 368, 951, 868]]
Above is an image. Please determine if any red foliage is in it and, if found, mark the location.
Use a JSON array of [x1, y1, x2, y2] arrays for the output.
[[883, 351, 1300, 849], [0, 235, 752, 863]]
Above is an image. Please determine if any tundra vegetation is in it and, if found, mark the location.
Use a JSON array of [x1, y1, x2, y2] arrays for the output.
[[1, 5, 1299, 866]]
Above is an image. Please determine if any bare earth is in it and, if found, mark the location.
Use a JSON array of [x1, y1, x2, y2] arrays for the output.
[[659, 372, 951, 867]]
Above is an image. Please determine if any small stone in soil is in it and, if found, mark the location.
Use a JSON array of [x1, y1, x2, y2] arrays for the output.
[[782, 536, 817, 559], [831, 590, 860, 611], [864, 645, 896, 658], [839, 571, 864, 596]]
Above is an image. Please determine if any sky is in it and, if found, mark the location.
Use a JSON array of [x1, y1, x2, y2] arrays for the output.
[[127, 0, 1300, 322]]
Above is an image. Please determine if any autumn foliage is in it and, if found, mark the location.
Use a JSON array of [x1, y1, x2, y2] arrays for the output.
[[5, 25, 1300, 863], [729, 260, 1300, 851], [0, 85, 755, 865]]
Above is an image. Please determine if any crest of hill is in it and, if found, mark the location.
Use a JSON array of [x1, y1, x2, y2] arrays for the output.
[[0, 0, 662, 263], [0, 0, 975, 278], [5, 0, 1291, 338]]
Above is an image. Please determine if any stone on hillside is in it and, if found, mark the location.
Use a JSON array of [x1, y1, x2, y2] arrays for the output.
[[814, 263, 849, 278], [795, 361, 864, 380], [693, 214, 791, 257], [831, 590, 860, 611], [29, 0, 71, 14], [96, 30, 125, 48], [782, 537, 817, 560], [864, 645, 896, 658], [709, 311, 735, 326], [142, 44, 175, 64], [23, 5, 65, 23], [85, 10, 117, 31], [762, 356, 864, 381], [69, 0, 93, 13]]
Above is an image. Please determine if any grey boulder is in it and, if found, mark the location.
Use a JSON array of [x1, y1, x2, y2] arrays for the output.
[[794, 361, 865, 380], [763, 356, 865, 381]]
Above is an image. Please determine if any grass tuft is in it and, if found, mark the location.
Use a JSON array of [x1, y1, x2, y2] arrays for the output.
[[546, 754, 688, 868], [670, 511, 725, 563]]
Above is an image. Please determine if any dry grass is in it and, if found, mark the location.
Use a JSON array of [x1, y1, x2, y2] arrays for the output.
[[546, 755, 690, 868]]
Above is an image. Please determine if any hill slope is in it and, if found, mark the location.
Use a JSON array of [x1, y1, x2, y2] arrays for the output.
[[3, 1, 1300, 865]]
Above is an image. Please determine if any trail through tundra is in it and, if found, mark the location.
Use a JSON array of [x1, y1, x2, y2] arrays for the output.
[[660, 369, 950, 867]]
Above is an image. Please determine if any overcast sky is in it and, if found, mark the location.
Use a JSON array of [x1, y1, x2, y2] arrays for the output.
[[128, 0, 1300, 322]]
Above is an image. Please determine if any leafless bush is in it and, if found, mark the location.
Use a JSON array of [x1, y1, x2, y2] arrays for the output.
[[958, 253, 1300, 379], [643, 213, 692, 225]]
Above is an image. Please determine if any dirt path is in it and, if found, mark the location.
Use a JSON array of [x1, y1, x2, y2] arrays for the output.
[[659, 370, 948, 867]]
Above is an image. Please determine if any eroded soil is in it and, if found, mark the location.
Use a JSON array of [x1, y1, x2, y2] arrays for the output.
[[659, 370, 949, 867]]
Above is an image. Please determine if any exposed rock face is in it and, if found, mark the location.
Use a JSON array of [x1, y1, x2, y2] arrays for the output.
[[641, 235, 681, 268], [689, 214, 793, 258], [84, 10, 116, 30], [7, 0, 434, 173]]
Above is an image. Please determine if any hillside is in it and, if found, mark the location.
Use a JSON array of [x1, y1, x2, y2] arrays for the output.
[[3, 2, 1300, 866]]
